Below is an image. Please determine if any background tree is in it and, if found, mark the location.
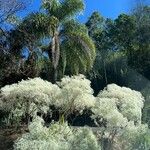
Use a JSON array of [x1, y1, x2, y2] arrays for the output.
[[131, 5, 150, 79], [86, 7, 150, 127], [131, 3, 150, 127], [0, 0, 31, 87], [86, 12, 127, 94]]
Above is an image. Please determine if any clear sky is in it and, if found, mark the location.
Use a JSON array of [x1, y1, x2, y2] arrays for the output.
[[21, 0, 134, 22], [79, 0, 132, 21]]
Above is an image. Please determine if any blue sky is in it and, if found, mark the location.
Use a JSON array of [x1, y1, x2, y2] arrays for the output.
[[79, 0, 132, 21], [21, 0, 133, 22]]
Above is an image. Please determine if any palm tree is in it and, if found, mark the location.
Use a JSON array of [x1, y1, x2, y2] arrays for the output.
[[12, 0, 96, 83]]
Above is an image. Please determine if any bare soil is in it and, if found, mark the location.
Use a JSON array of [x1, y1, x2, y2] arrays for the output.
[[0, 126, 28, 150]]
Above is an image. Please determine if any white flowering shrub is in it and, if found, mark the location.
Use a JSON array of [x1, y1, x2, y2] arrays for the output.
[[0, 78, 61, 124], [91, 84, 149, 149], [0, 74, 149, 149], [91, 98, 128, 128], [91, 84, 145, 132], [96, 84, 144, 124], [0, 75, 95, 124], [14, 116, 101, 150], [58, 75, 95, 114]]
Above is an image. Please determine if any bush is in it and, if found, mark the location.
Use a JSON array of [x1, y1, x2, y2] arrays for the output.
[[0, 78, 61, 124], [14, 116, 101, 150], [0, 75, 149, 149], [0, 75, 95, 125], [91, 84, 149, 149]]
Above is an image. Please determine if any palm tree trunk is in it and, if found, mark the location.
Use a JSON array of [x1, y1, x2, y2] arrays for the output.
[[52, 67, 57, 83], [51, 31, 60, 83]]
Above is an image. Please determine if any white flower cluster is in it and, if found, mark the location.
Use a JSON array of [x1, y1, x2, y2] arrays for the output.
[[92, 84, 144, 128], [0, 75, 95, 122], [91, 83, 148, 149], [0, 78, 61, 120], [0, 75, 147, 149], [14, 116, 101, 150], [58, 74, 95, 113], [91, 98, 128, 128]]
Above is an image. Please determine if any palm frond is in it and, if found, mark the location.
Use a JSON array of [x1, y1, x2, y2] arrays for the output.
[[60, 31, 96, 75], [18, 12, 50, 39], [10, 12, 50, 49], [62, 19, 88, 34], [64, 30, 96, 63], [41, 0, 60, 16], [57, 0, 84, 21]]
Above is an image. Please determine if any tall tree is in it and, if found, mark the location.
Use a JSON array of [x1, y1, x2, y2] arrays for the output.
[[86, 11, 104, 37], [86, 12, 116, 91], [132, 5, 150, 79], [11, 0, 96, 83], [112, 14, 136, 58]]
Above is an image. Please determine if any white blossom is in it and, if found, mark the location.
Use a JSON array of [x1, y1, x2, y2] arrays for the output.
[[91, 83, 147, 144], [14, 116, 101, 150], [57, 74, 95, 113], [0, 75, 96, 123], [91, 98, 128, 128], [0, 78, 61, 121], [0, 75, 148, 149], [97, 84, 144, 123], [58, 74, 94, 95]]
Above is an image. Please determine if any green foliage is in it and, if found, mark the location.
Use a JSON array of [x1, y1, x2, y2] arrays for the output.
[[61, 21, 96, 74], [86, 8, 150, 128], [57, 0, 84, 21], [86, 11, 104, 37], [8, 0, 95, 82]]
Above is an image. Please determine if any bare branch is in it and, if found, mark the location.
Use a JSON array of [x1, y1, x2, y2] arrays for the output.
[[0, 0, 30, 24]]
